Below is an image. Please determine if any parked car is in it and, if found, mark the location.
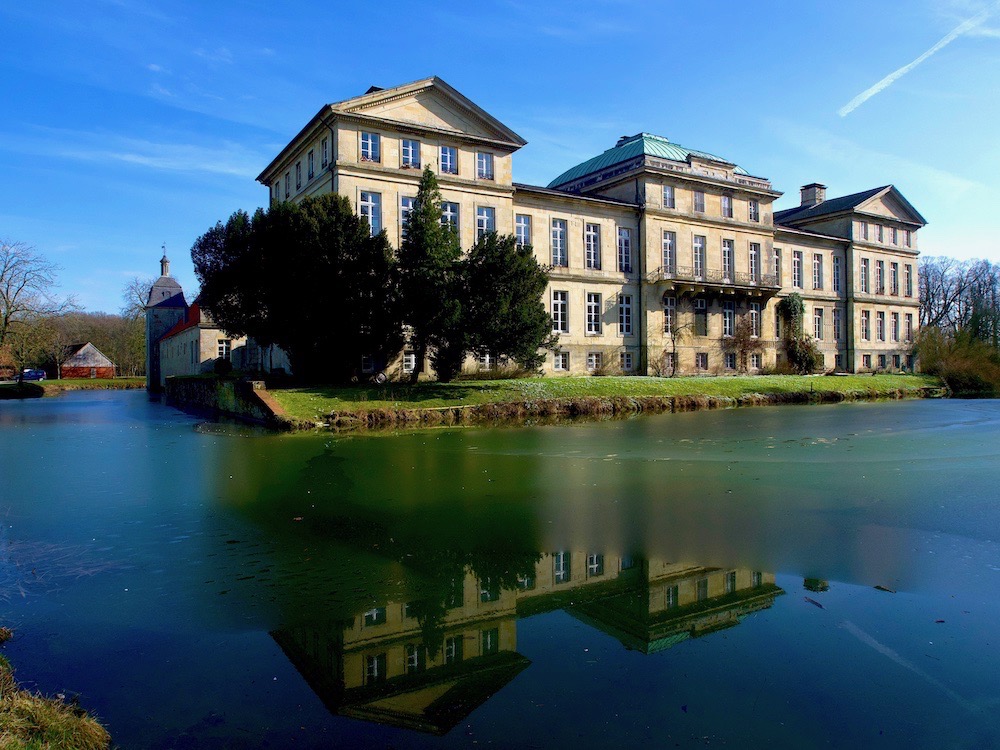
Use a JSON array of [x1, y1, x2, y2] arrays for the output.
[[21, 368, 46, 381]]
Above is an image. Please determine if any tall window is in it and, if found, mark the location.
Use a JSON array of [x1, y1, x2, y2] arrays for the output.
[[482, 628, 499, 655], [792, 251, 803, 288], [662, 231, 676, 273], [663, 296, 676, 334], [750, 302, 761, 337], [905, 264, 913, 296], [515, 214, 531, 248], [445, 636, 463, 665], [813, 253, 823, 290], [440, 202, 459, 231], [617, 228, 632, 273], [405, 644, 426, 674], [721, 194, 733, 218], [217, 339, 232, 360], [401, 139, 420, 168], [585, 223, 601, 269], [891, 312, 899, 342], [552, 291, 568, 333], [551, 219, 567, 267], [360, 191, 381, 236], [860, 221, 869, 240], [476, 206, 495, 240], [748, 199, 760, 222], [877, 311, 886, 341], [586, 293, 602, 334], [694, 298, 708, 336], [861, 310, 871, 340], [360, 131, 380, 162], [620, 351, 633, 372], [295, 161, 302, 189], [440, 145, 458, 174], [774, 248, 782, 285], [905, 229, 912, 247], [663, 184, 675, 209], [876, 260, 885, 294], [722, 239, 734, 281], [860, 258, 870, 293], [400, 196, 415, 240], [693, 190, 706, 213], [619, 294, 633, 336], [833, 256, 842, 293], [876, 225, 884, 243], [905, 313, 913, 342], [321, 137, 329, 167], [693, 236, 707, 279], [554, 551, 571, 584], [365, 653, 387, 684], [476, 152, 494, 179], [890, 263, 899, 295], [814, 308, 824, 340], [891, 227, 898, 245], [284, 172, 290, 198], [749, 243, 760, 281], [307, 149, 314, 179], [723, 300, 735, 337]]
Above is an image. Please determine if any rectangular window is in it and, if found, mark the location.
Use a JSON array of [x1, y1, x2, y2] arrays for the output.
[[861, 310, 871, 341], [749, 243, 760, 281], [813, 254, 823, 290], [476, 206, 496, 240], [405, 644, 425, 674], [774, 248, 782, 286], [445, 636, 463, 665], [554, 551, 571, 584], [876, 261, 885, 294], [295, 161, 302, 189], [860, 221, 869, 241], [891, 312, 900, 342], [440, 202, 459, 231], [697, 577, 709, 601], [878, 353, 887, 369], [516, 574, 536, 591], [722, 239, 734, 281], [321, 137, 329, 167], [217, 339, 232, 360], [860, 258, 870, 293], [552, 290, 568, 333], [402, 351, 416, 373], [814, 307, 824, 340], [620, 351, 633, 372], [482, 628, 499, 656], [440, 145, 458, 175], [833, 308, 843, 340], [750, 353, 762, 370], [284, 172, 290, 198], [515, 214, 531, 248], [401, 138, 420, 168], [905, 230, 912, 248], [619, 294, 633, 336], [363, 607, 387, 627], [586, 351, 602, 372], [723, 300, 735, 337], [365, 653, 387, 684], [905, 314, 913, 342], [554, 351, 569, 371], [617, 228, 632, 273], [891, 227, 898, 245], [833, 257, 842, 293], [586, 293, 602, 335], [476, 152, 494, 179], [663, 296, 676, 334], [748, 199, 760, 222], [585, 223, 601, 269], [725, 571, 737, 593], [662, 231, 676, 273], [750, 302, 761, 337], [360, 131, 380, 162], [360, 191, 381, 236], [695, 352, 708, 370], [792, 251, 803, 288], [876, 224, 884, 243], [721, 194, 733, 218], [877, 311, 886, 341], [694, 298, 708, 336], [400, 196, 415, 241], [479, 577, 500, 603], [665, 585, 679, 609], [905, 264, 913, 297], [863, 354, 872, 369], [307, 149, 314, 179], [693, 236, 707, 279], [663, 184, 675, 209], [890, 262, 899, 295], [693, 190, 705, 213], [551, 219, 568, 267]]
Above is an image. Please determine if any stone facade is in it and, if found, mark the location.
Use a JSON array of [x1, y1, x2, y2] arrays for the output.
[[257, 77, 925, 377]]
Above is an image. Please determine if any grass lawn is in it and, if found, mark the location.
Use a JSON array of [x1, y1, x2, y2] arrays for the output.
[[271, 373, 943, 423]]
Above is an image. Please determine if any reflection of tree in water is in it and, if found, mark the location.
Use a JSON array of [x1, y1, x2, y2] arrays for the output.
[[0, 531, 119, 601]]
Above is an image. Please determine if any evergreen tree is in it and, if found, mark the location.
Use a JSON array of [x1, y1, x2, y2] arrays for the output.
[[463, 233, 554, 371], [397, 166, 463, 382]]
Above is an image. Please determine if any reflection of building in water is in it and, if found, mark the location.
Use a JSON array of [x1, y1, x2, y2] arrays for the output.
[[272, 553, 782, 734]]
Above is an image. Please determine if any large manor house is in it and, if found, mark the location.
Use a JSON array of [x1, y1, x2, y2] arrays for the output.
[[149, 76, 924, 383]]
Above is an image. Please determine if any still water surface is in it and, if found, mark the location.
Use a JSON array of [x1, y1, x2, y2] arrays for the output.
[[0, 391, 999, 748]]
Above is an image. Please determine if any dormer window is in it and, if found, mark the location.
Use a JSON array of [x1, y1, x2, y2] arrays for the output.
[[361, 132, 381, 163], [476, 152, 494, 180]]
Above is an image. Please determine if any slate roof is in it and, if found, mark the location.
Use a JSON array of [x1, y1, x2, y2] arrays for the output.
[[548, 133, 750, 189], [774, 186, 889, 225]]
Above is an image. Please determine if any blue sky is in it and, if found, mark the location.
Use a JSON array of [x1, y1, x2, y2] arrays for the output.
[[2, 0, 998, 312]]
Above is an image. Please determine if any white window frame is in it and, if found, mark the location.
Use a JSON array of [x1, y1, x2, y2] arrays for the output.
[[833, 256, 842, 293], [400, 196, 415, 241], [515, 214, 531, 248], [321, 137, 329, 167], [860, 258, 870, 293], [792, 251, 803, 289], [440, 145, 458, 175], [401, 138, 420, 168], [476, 206, 496, 240], [584, 223, 601, 270], [620, 351, 633, 372], [554, 351, 569, 371], [586, 292, 602, 335], [749, 243, 760, 281], [359, 191, 381, 236], [551, 219, 568, 267], [722, 239, 734, 281], [307, 149, 314, 179], [813, 253, 823, 290], [617, 227, 632, 274], [861, 310, 871, 341], [814, 307, 824, 340], [693, 235, 706, 279], [440, 202, 459, 231], [586, 351, 602, 372], [663, 296, 676, 334], [721, 194, 733, 218], [833, 308, 843, 340], [662, 231, 676, 273], [750, 302, 761, 337], [476, 151, 494, 180], [402, 351, 416, 374], [663, 184, 675, 209], [552, 290, 568, 333], [360, 131, 380, 163], [619, 294, 633, 336], [693, 190, 706, 213], [723, 300, 735, 337], [748, 199, 760, 222], [877, 311, 886, 341]]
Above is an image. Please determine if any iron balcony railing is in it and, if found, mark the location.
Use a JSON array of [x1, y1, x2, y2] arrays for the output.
[[649, 265, 779, 288]]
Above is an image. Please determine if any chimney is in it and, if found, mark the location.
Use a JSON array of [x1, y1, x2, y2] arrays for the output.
[[800, 183, 827, 208]]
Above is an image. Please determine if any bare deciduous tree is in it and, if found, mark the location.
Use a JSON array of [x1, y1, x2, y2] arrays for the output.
[[0, 239, 76, 354], [120, 275, 156, 320]]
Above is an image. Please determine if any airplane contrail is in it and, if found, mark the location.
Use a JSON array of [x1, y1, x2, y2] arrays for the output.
[[839, 6, 995, 117]]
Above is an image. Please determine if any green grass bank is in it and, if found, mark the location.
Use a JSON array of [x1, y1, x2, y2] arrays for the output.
[[0, 378, 145, 399], [270, 373, 946, 431]]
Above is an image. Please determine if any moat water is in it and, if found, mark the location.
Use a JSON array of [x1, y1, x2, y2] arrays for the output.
[[0, 391, 999, 748]]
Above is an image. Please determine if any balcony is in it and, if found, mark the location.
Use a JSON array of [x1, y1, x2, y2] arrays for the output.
[[648, 265, 780, 296]]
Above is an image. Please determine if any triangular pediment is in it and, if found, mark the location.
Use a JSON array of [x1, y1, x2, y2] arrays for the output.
[[857, 186, 927, 226], [332, 77, 526, 148]]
